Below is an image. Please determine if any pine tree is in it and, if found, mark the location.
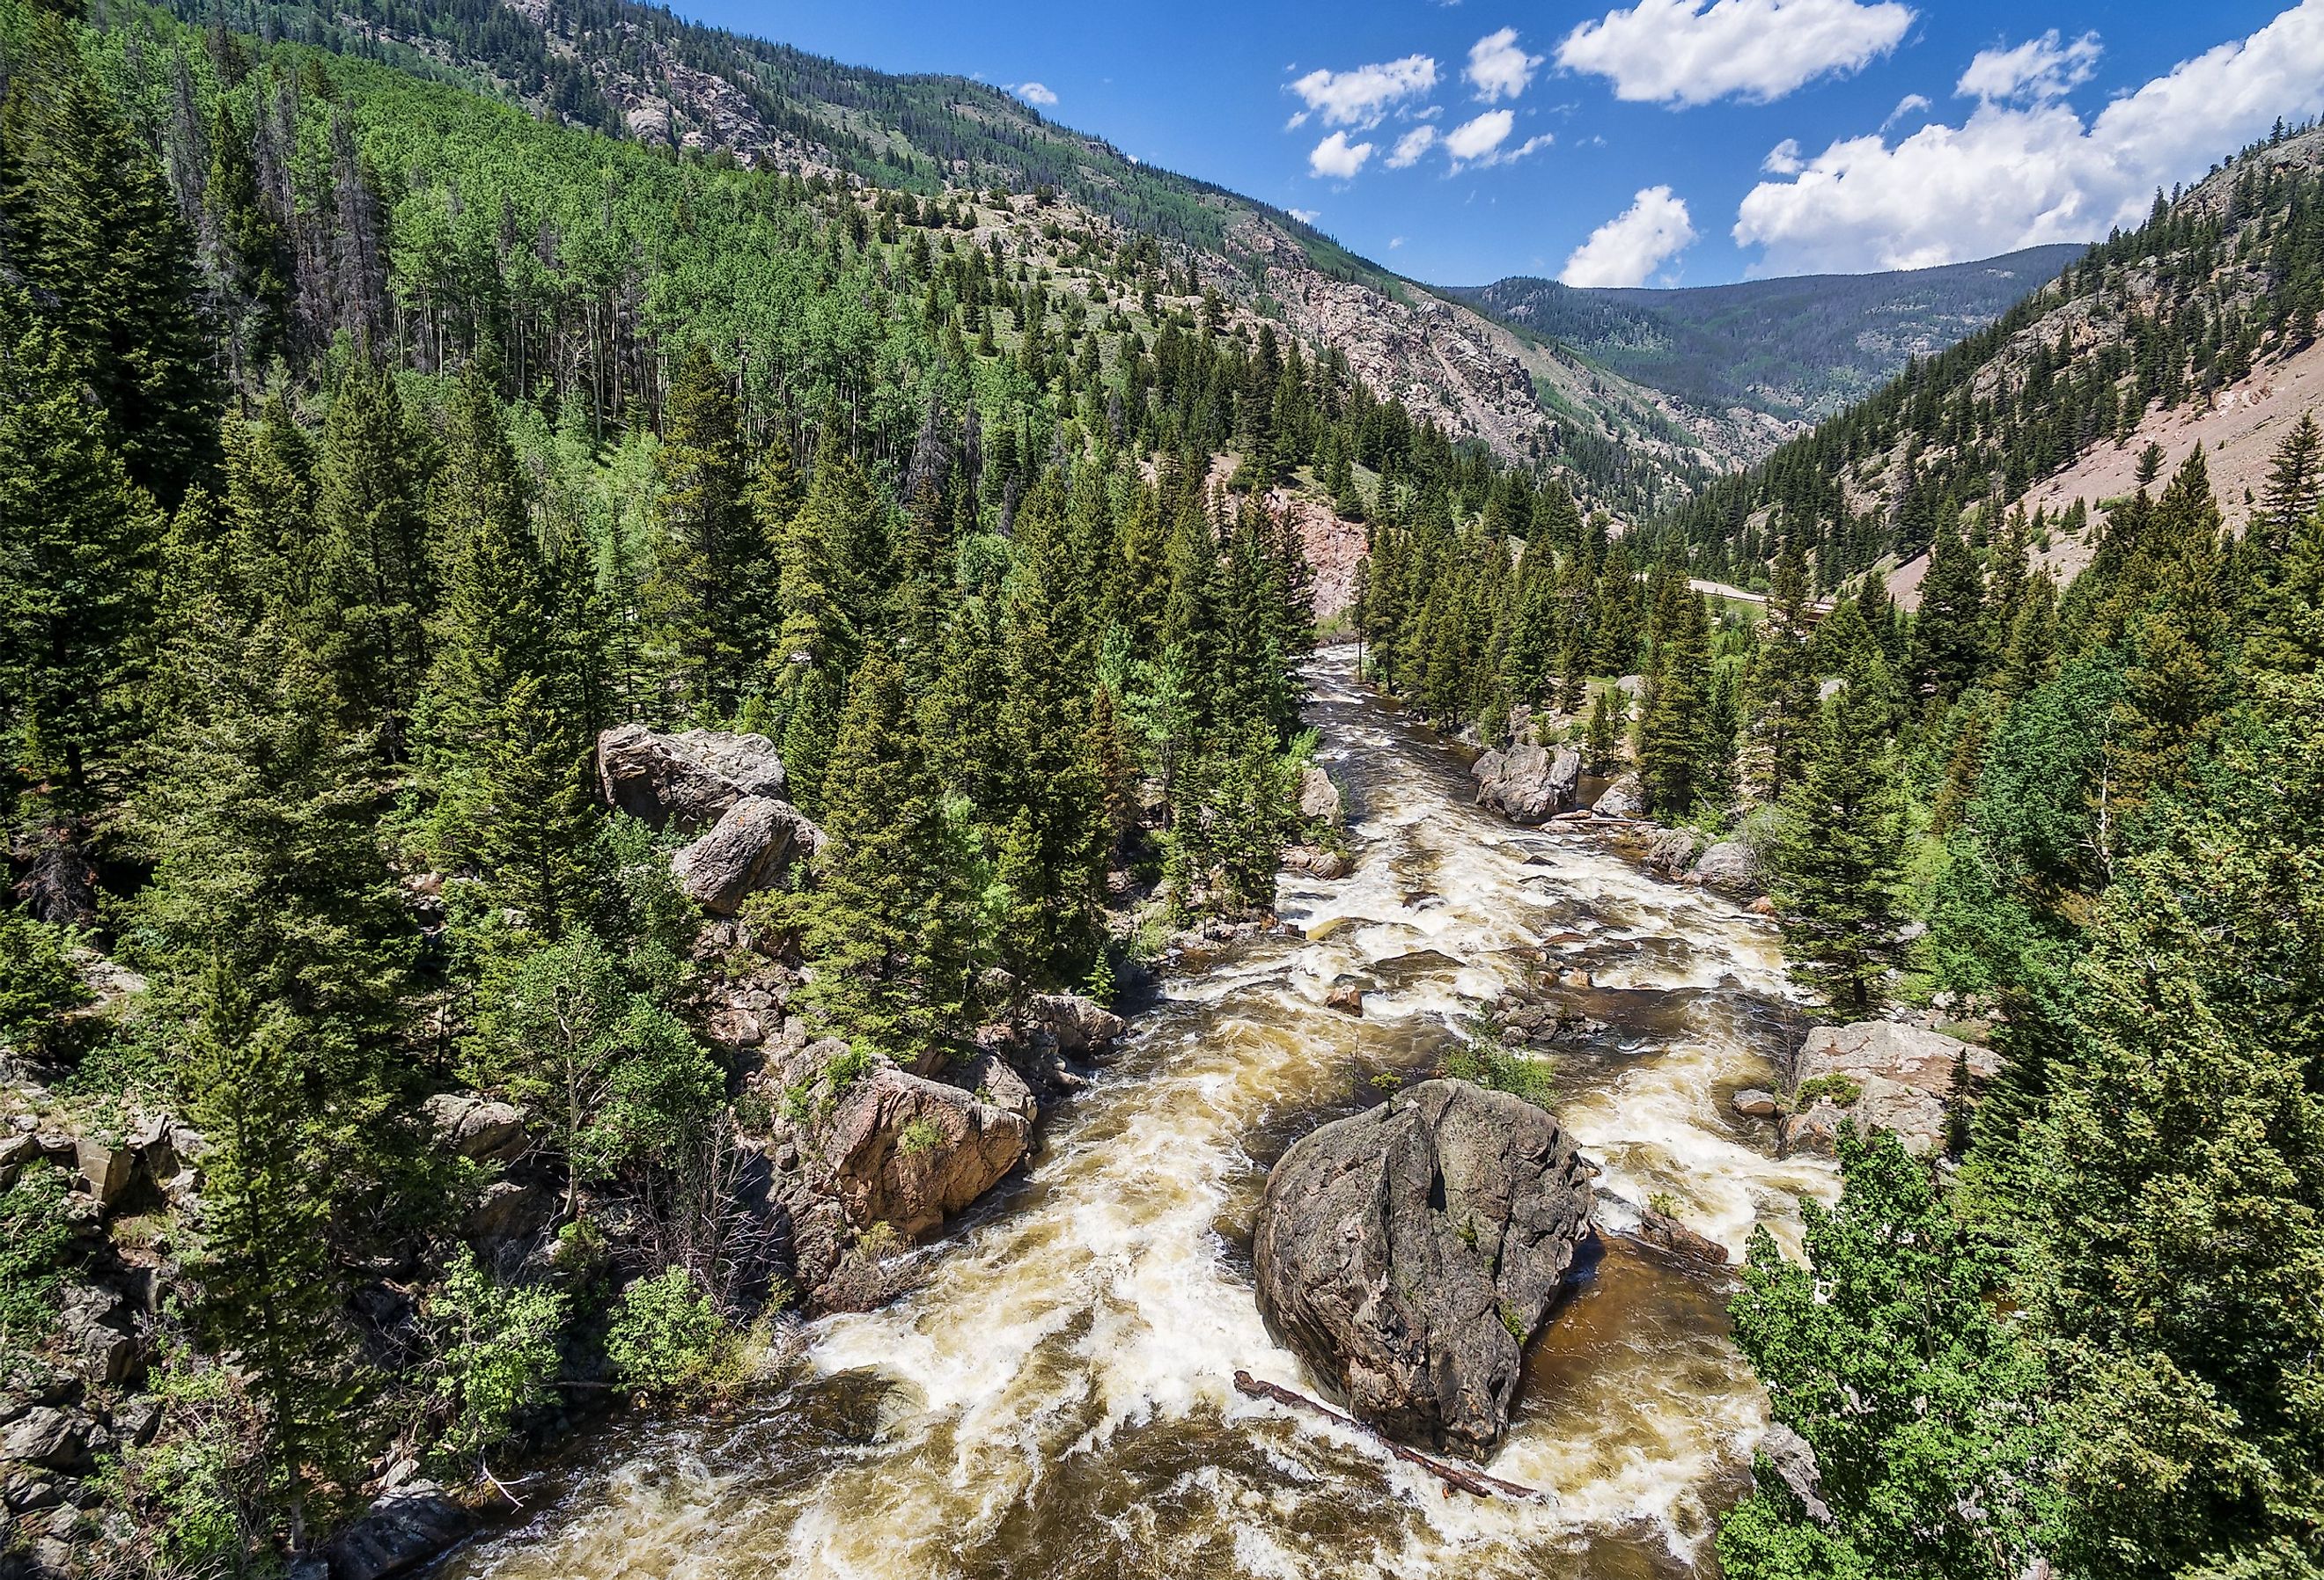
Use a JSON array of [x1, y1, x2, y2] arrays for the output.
[[792, 646, 977, 1064], [0, 307, 164, 812], [186, 969, 364, 1555], [1637, 584, 1711, 818], [644, 346, 774, 721], [308, 360, 429, 756], [1772, 647, 1908, 1015], [1747, 540, 1820, 801], [0, 15, 219, 506], [1912, 524, 1987, 706]]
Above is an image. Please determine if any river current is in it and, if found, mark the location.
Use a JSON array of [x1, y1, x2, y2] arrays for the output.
[[438, 650, 1839, 1580]]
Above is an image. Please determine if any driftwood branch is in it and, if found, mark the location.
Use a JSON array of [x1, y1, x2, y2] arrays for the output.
[[1231, 1371, 1552, 1503]]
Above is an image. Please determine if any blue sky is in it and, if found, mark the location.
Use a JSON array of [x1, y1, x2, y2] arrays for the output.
[[680, 0, 2324, 288]]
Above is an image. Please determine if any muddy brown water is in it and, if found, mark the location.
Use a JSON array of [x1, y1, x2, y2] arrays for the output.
[[435, 651, 1837, 1580]]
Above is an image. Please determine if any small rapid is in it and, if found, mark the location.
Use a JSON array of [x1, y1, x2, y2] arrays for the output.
[[438, 650, 1839, 1580]]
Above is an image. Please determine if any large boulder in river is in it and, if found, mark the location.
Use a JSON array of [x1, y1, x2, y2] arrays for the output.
[[597, 724, 787, 833], [1778, 1021, 1999, 1158], [825, 1063, 1032, 1239], [670, 796, 822, 915], [1252, 1078, 1596, 1459], [1687, 840, 1761, 893], [1472, 744, 1582, 825]]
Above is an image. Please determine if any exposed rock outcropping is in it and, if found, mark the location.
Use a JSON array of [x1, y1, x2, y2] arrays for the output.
[[1252, 1079, 1595, 1459], [596, 724, 788, 833], [1778, 1021, 1997, 1158]]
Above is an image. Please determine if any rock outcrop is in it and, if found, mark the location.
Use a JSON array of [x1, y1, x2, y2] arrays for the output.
[[596, 724, 788, 833], [327, 1481, 472, 1580], [1471, 744, 1582, 825], [1252, 1079, 1595, 1459], [822, 1063, 1032, 1239], [1644, 827, 1703, 875], [669, 795, 822, 915], [1778, 1021, 1998, 1158], [1298, 764, 1346, 827]]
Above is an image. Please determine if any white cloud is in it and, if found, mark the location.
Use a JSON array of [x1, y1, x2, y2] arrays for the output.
[[1389, 237, 1407, 249], [1555, 0, 1914, 106], [1734, 0, 2324, 275], [1289, 207, 1320, 224], [1763, 137, 1804, 173], [1467, 27, 1544, 100], [1883, 92, 1931, 128], [1562, 186, 1698, 285], [1957, 30, 2101, 103], [1013, 81, 1058, 106], [1308, 130, 1376, 179], [1388, 125, 1441, 167], [1445, 108, 1515, 164], [1288, 55, 1439, 129]]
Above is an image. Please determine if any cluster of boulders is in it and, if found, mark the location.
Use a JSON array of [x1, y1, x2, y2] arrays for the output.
[[1638, 825, 1763, 893], [598, 724, 822, 915], [1731, 1020, 1997, 1158], [0, 1104, 206, 1570], [1463, 740, 1771, 896], [1252, 1079, 1597, 1459]]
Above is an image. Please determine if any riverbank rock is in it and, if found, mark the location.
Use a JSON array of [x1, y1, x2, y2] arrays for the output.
[[670, 795, 822, 915], [825, 1064, 1031, 1239], [1298, 764, 1346, 827], [596, 725, 787, 833], [327, 1481, 471, 1580], [1252, 1078, 1596, 1459], [1591, 771, 1646, 819], [1687, 841, 1761, 893], [1730, 1088, 1780, 1119], [1471, 745, 1582, 825], [1644, 827, 1703, 875], [1283, 843, 1352, 879], [1778, 1021, 1998, 1157], [1632, 1206, 1731, 1269]]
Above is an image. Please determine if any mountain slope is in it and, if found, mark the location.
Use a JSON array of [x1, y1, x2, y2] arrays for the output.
[[1646, 123, 2324, 591], [160, 0, 1741, 513], [1447, 245, 2085, 428]]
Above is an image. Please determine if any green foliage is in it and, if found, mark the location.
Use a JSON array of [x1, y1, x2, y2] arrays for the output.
[[1723, 1128, 2053, 1580], [1439, 1011, 1556, 1110], [1790, 1074, 1863, 1109], [0, 908, 89, 1055], [606, 1265, 724, 1398], [423, 1251, 568, 1468], [896, 1117, 943, 1157], [0, 1165, 75, 1350]]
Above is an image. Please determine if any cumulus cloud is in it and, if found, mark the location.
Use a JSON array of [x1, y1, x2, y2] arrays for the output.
[[1467, 28, 1544, 100], [1763, 137, 1804, 173], [1883, 92, 1931, 128], [1445, 108, 1515, 163], [1562, 186, 1698, 285], [1956, 29, 2101, 103], [1288, 55, 1439, 129], [1734, 0, 2324, 275], [1289, 207, 1321, 224], [1308, 130, 1375, 179], [1387, 125, 1441, 167], [1555, 0, 1914, 106], [1013, 82, 1058, 106]]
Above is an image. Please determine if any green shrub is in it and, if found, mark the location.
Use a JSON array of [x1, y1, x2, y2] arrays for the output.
[[423, 1250, 568, 1466], [0, 910, 89, 1056], [896, 1117, 943, 1157], [0, 1166, 75, 1349], [1648, 1190, 1682, 1218], [606, 1266, 724, 1398], [1440, 1013, 1557, 1110], [1793, 1073, 1864, 1109]]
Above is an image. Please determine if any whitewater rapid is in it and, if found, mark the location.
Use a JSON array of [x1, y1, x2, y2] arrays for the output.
[[438, 650, 1838, 1580]]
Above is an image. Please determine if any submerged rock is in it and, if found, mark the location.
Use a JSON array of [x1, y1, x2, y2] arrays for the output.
[[1252, 1078, 1595, 1459]]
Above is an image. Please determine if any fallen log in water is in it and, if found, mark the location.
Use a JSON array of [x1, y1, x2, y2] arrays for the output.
[[1230, 1371, 1553, 1503]]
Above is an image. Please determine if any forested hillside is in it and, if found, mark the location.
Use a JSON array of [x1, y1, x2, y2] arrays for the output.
[[0, 0, 1628, 1567], [1648, 122, 2324, 593], [1449, 243, 2085, 426]]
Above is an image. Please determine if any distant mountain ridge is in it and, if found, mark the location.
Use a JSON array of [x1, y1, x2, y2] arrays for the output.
[[1444, 246, 2089, 426]]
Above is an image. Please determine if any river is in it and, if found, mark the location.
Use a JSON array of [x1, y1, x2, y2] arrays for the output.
[[437, 649, 1839, 1580]]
